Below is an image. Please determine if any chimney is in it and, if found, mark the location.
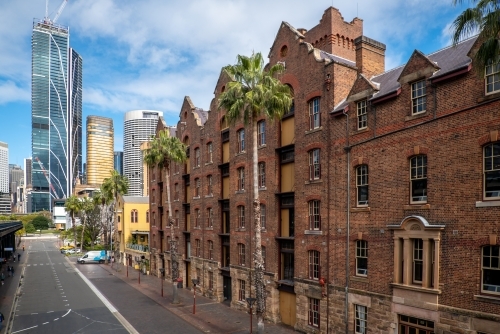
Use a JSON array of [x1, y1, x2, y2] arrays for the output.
[[355, 36, 386, 78]]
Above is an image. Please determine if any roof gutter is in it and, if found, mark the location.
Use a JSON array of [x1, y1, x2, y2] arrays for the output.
[[371, 87, 401, 105], [429, 63, 472, 84]]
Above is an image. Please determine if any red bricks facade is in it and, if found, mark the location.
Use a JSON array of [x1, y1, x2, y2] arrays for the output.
[[148, 7, 500, 334]]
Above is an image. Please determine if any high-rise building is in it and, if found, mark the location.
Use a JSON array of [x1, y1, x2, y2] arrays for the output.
[[9, 164, 23, 193], [24, 158, 32, 187], [86, 116, 114, 186], [31, 19, 82, 212], [0, 142, 10, 213], [123, 110, 162, 196], [114, 151, 123, 175]]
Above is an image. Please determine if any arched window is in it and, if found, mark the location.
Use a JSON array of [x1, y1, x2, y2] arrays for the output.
[[238, 205, 245, 229], [194, 178, 200, 197], [131, 209, 138, 223], [308, 200, 321, 230], [237, 129, 245, 153], [146, 210, 150, 223], [257, 120, 266, 146], [206, 207, 213, 227], [308, 149, 321, 180], [484, 142, 500, 199], [208, 240, 214, 259], [194, 148, 200, 167], [410, 155, 427, 203], [258, 162, 266, 188], [207, 175, 213, 195], [206, 142, 213, 163], [238, 243, 246, 266], [237, 167, 245, 190], [309, 97, 320, 130], [356, 165, 368, 206], [260, 204, 266, 229]]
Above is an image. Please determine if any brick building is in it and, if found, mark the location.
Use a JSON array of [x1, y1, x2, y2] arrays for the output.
[[148, 7, 500, 334]]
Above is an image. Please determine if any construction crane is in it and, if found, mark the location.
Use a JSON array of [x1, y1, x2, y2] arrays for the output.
[[44, 0, 68, 25], [34, 157, 59, 199]]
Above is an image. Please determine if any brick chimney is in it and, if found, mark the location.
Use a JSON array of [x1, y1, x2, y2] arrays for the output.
[[355, 36, 386, 78]]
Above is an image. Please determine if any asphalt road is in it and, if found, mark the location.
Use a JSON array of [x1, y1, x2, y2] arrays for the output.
[[10, 239, 130, 334]]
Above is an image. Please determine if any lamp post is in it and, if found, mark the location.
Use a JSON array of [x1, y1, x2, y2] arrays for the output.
[[159, 268, 165, 297], [191, 278, 199, 314], [126, 254, 129, 277], [138, 258, 142, 285], [246, 297, 256, 334]]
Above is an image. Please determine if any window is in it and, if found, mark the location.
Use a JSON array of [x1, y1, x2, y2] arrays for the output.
[[308, 250, 320, 280], [238, 279, 246, 301], [238, 243, 246, 266], [131, 209, 138, 223], [238, 205, 245, 229], [196, 268, 201, 283], [260, 204, 266, 229], [308, 298, 320, 328], [208, 240, 214, 260], [308, 200, 321, 230], [175, 210, 179, 227], [207, 175, 213, 195], [167, 236, 171, 251], [309, 149, 321, 180], [194, 178, 200, 197], [356, 240, 368, 276], [356, 165, 368, 206], [194, 148, 200, 167], [237, 129, 245, 153], [411, 80, 426, 114], [118, 215, 121, 223], [206, 207, 213, 227], [208, 271, 214, 290], [237, 167, 245, 190], [486, 62, 500, 94], [258, 162, 266, 188], [410, 155, 427, 203], [357, 100, 367, 130], [399, 315, 434, 334], [261, 246, 266, 270], [146, 210, 149, 223], [192, 239, 199, 257], [167, 260, 171, 275], [484, 142, 500, 198], [206, 142, 213, 163], [482, 245, 500, 294], [174, 183, 179, 200], [258, 120, 266, 146], [194, 208, 200, 227], [355, 305, 367, 334], [174, 163, 179, 174], [281, 241, 294, 281], [309, 97, 321, 130], [413, 239, 423, 283]]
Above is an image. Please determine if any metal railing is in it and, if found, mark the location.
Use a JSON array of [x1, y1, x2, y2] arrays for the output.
[[126, 244, 149, 252]]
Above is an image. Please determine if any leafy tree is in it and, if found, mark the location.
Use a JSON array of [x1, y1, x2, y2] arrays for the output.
[[101, 171, 128, 263], [25, 223, 36, 234], [79, 197, 94, 252], [452, 0, 500, 71], [144, 128, 187, 303], [218, 52, 292, 333], [32, 215, 50, 230], [64, 195, 82, 247]]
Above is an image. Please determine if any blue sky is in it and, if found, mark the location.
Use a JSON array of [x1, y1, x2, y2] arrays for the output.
[[0, 0, 470, 167]]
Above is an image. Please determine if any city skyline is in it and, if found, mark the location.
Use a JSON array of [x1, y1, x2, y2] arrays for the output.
[[0, 1, 470, 166]]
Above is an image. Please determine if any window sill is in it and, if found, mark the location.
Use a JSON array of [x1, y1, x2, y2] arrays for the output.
[[351, 207, 370, 212], [473, 294, 500, 305], [259, 187, 267, 191], [258, 144, 267, 150], [351, 276, 369, 283], [355, 127, 370, 134], [193, 196, 201, 200], [391, 283, 441, 295], [403, 204, 430, 210], [476, 200, 500, 207], [236, 228, 246, 232], [205, 162, 213, 166], [235, 152, 246, 156], [478, 90, 500, 103], [204, 194, 214, 198], [206, 227, 213, 231], [405, 111, 428, 121], [192, 166, 200, 170], [235, 190, 245, 194], [304, 230, 323, 235], [173, 199, 180, 202], [305, 127, 323, 135], [305, 179, 322, 185]]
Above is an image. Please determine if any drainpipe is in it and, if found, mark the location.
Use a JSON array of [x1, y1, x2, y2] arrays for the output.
[[343, 109, 351, 334]]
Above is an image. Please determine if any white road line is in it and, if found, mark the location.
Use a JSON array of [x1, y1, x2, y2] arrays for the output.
[[53, 318, 59, 321], [12, 325, 38, 333], [42, 322, 49, 325], [62, 309, 71, 317], [46, 311, 54, 313], [30, 313, 38, 315]]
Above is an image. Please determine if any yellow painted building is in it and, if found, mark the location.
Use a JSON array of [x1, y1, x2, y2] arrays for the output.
[[86, 116, 114, 186], [116, 195, 150, 270]]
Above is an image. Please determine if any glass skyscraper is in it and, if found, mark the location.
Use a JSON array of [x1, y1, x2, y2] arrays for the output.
[[114, 151, 123, 175], [31, 19, 82, 211]]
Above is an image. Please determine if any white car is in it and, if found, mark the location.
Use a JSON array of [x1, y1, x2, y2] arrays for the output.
[[64, 249, 76, 254]]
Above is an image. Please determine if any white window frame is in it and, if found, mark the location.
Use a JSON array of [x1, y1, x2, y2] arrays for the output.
[[206, 142, 213, 163], [237, 129, 245, 153], [206, 207, 213, 227], [258, 162, 266, 188], [356, 240, 368, 276], [194, 148, 200, 167], [410, 155, 427, 204], [357, 100, 367, 130], [258, 120, 266, 146], [411, 80, 426, 115], [309, 97, 321, 130], [413, 238, 423, 284], [238, 279, 246, 301], [482, 245, 500, 294], [238, 243, 246, 266], [484, 143, 500, 199], [238, 205, 245, 229], [308, 250, 320, 280], [309, 149, 321, 180], [237, 167, 245, 190], [356, 165, 368, 207], [308, 200, 321, 230], [208, 240, 214, 259], [308, 297, 320, 328], [355, 305, 367, 334], [486, 62, 500, 94], [260, 204, 266, 229]]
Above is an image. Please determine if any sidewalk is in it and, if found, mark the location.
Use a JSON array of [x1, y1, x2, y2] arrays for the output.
[[0, 251, 25, 333], [99, 262, 297, 334]]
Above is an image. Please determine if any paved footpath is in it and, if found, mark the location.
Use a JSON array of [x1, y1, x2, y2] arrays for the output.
[[81, 261, 297, 334]]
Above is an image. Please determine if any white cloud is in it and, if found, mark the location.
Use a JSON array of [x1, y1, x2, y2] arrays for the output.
[[0, 81, 30, 105]]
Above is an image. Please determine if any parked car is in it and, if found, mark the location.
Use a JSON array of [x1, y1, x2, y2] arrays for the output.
[[64, 249, 76, 255]]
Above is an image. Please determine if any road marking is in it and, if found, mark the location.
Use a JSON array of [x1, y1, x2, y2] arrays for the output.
[[53, 318, 59, 321], [30, 313, 38, 315], [12, 325, 38, 333], [42, 322, 49, 325], [46, 311, 54, 313], [62, 309, 71, 317]]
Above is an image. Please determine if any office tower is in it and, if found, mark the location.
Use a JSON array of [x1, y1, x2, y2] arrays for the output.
[[0, 142, 10, 213], [31, 18, 82, 212], [9, 164, 23, 193], [24, 158, 32, 187], [114, 151, 123, 175], [86, 116, 114, 186], [123, 110, 162, 196]]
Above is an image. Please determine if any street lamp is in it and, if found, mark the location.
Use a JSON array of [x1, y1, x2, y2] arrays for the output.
[[191, 278, 199, 314], [138, 257, 142, 285], [159, 268, 165, 297], [246, 297, 257, 334]]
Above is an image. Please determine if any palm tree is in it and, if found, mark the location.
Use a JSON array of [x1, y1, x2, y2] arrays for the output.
[[452, 0, 500, 70], [218, 52, 292, 334], [144, 128, 187, 304], [79, 197, 94, 252], [102, 170, 129, 264], [64, 195, 82, 248]]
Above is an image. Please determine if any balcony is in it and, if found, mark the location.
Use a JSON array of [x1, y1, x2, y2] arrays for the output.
[[126, 243, 149, 253]]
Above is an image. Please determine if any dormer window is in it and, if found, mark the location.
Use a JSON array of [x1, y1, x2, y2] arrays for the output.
[[486, 62, 500, 94], [411, 80, 426, 115]]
